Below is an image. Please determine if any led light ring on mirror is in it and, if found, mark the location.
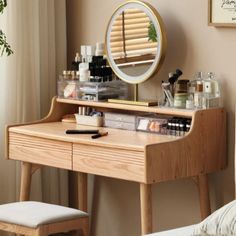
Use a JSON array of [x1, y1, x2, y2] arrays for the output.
[[105, 0, 166, 85]]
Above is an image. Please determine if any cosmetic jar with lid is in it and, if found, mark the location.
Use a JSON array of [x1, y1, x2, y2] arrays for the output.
[[174, 93, 188, 109], [175, 80, 189, 93]]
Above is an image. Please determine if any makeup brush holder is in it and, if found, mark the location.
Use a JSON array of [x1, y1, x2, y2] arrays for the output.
[[75, 114, 104, 127]]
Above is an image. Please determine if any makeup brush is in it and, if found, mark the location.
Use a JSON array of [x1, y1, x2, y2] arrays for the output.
[[91, 131, 108, 139], [168, 69, 183, 84]]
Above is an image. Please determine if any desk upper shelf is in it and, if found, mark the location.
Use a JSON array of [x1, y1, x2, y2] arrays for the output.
[[56, 98, 195, 117]]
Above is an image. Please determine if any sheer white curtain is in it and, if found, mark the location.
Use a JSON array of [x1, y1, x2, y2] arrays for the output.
[[0, 0, 68, 212]]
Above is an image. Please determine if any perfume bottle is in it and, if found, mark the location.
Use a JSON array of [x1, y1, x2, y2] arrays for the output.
[[203, 72, 221, 108], [190, 72, 204, 109]]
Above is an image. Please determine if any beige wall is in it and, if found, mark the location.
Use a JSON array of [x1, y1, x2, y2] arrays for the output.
[[66, 0, 236, 235]]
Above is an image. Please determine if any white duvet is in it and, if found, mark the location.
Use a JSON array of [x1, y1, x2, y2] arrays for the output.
[[147, 225, 195, 236], [147, 199, 236, 236]]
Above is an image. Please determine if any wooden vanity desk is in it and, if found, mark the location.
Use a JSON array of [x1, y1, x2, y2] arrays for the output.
[[6, 97, 226, 235]]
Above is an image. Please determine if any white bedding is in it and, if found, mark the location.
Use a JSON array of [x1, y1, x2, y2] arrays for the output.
[[146, 225, 196, 236]]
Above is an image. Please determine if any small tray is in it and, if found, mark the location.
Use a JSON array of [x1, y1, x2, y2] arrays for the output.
[[75, 114, 103, 127]]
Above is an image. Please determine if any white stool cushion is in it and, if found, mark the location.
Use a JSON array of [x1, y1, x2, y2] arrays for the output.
[[0, 201, 88, 228]]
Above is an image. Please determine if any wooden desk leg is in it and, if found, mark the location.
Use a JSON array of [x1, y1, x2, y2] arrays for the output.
[[140, 183, 152, 235], [78, 172, 88, 212], [19, 162, 32, 201], [197, 174, 211, 220]]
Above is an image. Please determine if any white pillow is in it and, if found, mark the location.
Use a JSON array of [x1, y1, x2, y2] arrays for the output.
[[193, 200, 236, 236]]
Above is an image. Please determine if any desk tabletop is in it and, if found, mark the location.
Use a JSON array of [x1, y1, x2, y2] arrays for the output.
[[9, 122, 180, 151]]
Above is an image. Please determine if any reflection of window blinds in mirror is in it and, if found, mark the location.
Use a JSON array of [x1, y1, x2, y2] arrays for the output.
[[111, 9, 157, 67]]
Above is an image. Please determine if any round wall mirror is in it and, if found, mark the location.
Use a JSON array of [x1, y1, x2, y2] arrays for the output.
[[105, 0, 167, 85]]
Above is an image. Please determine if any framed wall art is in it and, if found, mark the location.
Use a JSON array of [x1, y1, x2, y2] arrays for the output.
[[208, 0, 236, 27]]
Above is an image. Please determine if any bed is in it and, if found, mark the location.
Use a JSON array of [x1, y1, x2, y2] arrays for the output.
[[146, 225, 195, 236], [147, 199, 236, 236]]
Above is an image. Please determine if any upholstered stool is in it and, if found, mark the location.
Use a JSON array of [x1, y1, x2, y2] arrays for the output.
[[0, 201, 89, 236]]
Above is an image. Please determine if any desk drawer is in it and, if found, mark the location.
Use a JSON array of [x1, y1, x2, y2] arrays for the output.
[[73, 144, 145, 182], [9, 133, 72, 170]]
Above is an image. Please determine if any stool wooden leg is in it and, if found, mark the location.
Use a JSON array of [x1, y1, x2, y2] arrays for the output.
[[197, 174, 211, 220], [82, 218, 89, 236], [73, 218, 89, 236], [140, 183, 152, 235], [20, 162, 32, 201], [78, 172, 88, 212]]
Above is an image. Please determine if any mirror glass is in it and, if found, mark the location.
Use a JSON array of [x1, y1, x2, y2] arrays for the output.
[[105, 1, 166, 84]]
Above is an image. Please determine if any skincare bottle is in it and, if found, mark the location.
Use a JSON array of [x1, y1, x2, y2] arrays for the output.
[[80, 68, 90, 82], [86, 45, 95, 63], [79, 46, 89, 72], [185, 120, 191, 133], [62, 70, 69, 80], [72, 52, 81, 71], [194, 81, 204, 109], [186, 94, 194, 110], [175, 120, 180, 136], [95, 42, 104, 56], [189, 72, 204, 109], [179, 120, 185, 136], [203, 72, 221, 108], [189, 71, 204, 96], [79, 58, 89, 74], [81, 45, 87, 62]]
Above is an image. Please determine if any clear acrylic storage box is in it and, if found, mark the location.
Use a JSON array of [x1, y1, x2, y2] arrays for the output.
[[104, 112, 137, 131], [78, 80, 128, 101], [57, 76, 128, 101], [136, 116, 168, 134], [57, 75, 79, 99]]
